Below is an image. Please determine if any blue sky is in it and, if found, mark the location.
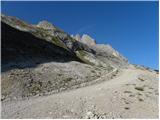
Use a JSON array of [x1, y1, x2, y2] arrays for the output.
[[1, 1, 159, 69]]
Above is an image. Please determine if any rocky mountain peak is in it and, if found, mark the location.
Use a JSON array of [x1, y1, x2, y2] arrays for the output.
[[75, 34, 81, 41], [81, 34, 96, 46], [37, 20, 56, 30], [71, 34, 96, 46]]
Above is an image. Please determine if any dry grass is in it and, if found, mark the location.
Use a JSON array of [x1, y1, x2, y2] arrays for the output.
[[138, 77, 145, 81]]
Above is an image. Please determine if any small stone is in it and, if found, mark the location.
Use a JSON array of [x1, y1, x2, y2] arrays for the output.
[[49, 112, 52, 115], [86, 111, 94, 118], [1, 95, 5, 101], [13, 97, 17, 100]]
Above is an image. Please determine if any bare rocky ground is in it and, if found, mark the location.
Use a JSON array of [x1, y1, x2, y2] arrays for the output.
[[1, 61, 113, 101], [1, 65, 158, 119]]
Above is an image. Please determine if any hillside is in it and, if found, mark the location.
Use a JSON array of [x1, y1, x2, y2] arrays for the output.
[[1, 14, 158, 119]]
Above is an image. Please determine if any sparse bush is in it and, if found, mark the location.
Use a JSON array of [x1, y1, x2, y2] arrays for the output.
[[57, 73, 62, 76], [64, 77, 73, 82], [138, 98, 144, 101], [91, 70, 96, 73], [124, 107, 130, 110], [135, 86, 144, 91]]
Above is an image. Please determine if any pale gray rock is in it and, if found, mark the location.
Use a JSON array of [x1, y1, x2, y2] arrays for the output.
[[71, 34, 96, 46], [81, 34, 96, 46], [91, 44, 128, 68], [74, 34, 81, 41], [37, 20, 56, 30]]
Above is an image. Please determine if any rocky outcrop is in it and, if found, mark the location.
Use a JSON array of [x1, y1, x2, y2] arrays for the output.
[[71, 34, 81, 41], [81, 34, 96, 46], [37, 20, 57, 30], [72, 34, 96, 46], [91, 44, 128, 68], [71, 34, 128, 68], [1, 14, 106, 67]]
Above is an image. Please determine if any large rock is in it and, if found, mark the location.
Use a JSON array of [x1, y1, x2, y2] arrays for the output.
[[81, 34, 96, 46], [72, 34, 96, 46], [74, 34, 81, 41]]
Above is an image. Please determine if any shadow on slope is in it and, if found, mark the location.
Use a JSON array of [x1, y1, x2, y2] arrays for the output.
[[2, 22, 80, 72]]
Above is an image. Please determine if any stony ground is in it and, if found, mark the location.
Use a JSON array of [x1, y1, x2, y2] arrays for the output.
[[1, 61, 113, 101], [2, 65, 158, 119]]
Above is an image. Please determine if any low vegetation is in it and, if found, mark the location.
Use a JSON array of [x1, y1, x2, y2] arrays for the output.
[[135, 86, 144, 91]]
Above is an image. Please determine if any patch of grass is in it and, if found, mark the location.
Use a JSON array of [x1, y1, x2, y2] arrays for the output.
[[57, 73, 62, 76], [125, 84, 130, 86], [47, 81, 52, 85], [135, 86, 144, 91], [129, 94, 135, 97], [137, 92, 142, 96], [124, 91, 132, 93], [75, 50, 95, 66], [138, 98, 144, 102], [124, 101, 130, 104], [64, 77, 73, 82], [138, 77, 145, 81], [149, 87, 153, 90], [155, 93, 159, 95], [95, 74, 101, 78], [147, 91, 152, 94], [91, 70, 96, 73], [124, 107, 130, 110], [51, 37, 68, 50]]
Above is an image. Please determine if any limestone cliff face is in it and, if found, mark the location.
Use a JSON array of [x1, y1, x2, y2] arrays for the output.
[[71, 33, 128, 68], [1, 14, 110, 67]]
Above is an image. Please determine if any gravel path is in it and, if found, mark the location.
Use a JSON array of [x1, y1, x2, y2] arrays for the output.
[[2, 68, 158, 119]]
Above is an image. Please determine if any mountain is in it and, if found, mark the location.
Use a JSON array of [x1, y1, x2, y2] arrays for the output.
[[1, 14, 158, 119], [2, 14, 125, 99]]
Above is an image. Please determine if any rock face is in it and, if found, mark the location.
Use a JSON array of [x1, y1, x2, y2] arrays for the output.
[[71, 34, 128, 68], [91, 44, 128, 68], [1, 14, 105, 67]]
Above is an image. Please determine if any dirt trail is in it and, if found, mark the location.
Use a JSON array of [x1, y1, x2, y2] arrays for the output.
[[2, 68, 158, 119]]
